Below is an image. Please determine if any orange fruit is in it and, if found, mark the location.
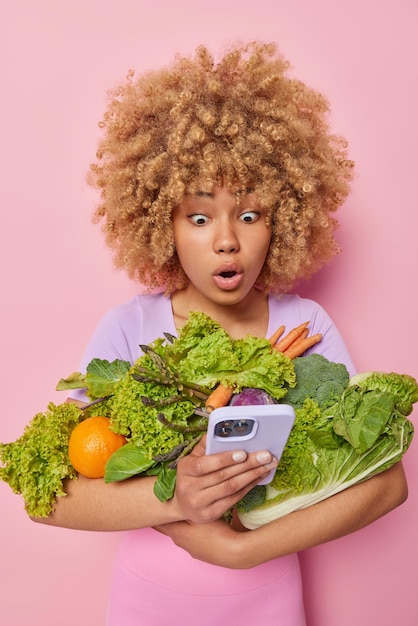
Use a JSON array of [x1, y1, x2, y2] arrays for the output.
[[68, 416, 126, 478]]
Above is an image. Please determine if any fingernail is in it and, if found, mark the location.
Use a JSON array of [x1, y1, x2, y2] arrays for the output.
[[232, 450, 247, 462], [264, 458, 278, 471], [256, 451, 272, 463]]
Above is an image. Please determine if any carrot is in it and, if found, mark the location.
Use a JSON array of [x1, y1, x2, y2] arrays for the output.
[[287, 327, 309, 347], [273, 321, 310, 353], [205, 383, 234, 412], [283, 333, 322, 359], [268, 325, 285, 347]]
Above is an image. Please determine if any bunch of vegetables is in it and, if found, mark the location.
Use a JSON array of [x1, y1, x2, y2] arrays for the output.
[[0, 311, 416, 525], [237, 356, 416, 528], [0, 312, 295, 515]]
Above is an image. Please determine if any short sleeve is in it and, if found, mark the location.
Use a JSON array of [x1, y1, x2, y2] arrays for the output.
[[268, 295, 357, 377], [68, 293, 176, 402]]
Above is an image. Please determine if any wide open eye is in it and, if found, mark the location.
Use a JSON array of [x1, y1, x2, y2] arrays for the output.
[[239, 211, 260, 224], [189, 214, 209, 226]]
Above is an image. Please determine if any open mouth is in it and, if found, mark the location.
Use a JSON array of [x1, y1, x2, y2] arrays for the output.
[[213, 268, 243, 291]]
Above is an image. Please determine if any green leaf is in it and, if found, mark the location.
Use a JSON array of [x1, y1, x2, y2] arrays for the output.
[[153, 465, 177, 502], [0, 402, 81, 517], [307, 425, 340, 449], [85, 358, 131, 399], [145, 465, 161, 476], [104, 441, 155, 483], [350, 371, 418, 416], [333, 387, 394, 453], [56, 372, 87, 391], [170, 312, 295, 398]]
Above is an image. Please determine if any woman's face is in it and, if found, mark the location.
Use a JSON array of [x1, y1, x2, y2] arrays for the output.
[[172, 186, 271, 308]]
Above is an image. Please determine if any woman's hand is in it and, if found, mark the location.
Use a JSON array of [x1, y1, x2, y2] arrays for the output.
[[159, 462, 408, 569], [172, 434, 277, 524], [155, 518, 248, 569]]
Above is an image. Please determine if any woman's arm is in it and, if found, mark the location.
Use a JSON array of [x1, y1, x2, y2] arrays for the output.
[[31, 433, 278, 531], [156, 461, 408, 569], [32, 474, 182, 531]]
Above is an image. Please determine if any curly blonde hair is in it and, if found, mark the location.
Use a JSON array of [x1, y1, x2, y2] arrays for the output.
[[90, 41, 354, 294]]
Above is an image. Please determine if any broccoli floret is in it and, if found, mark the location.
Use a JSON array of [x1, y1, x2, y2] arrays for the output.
[[283, 353, 350, 409], [236, 484, 267, 513]]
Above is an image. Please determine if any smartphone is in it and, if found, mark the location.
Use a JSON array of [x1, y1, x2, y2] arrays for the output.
[[205, 404, 295, 485]]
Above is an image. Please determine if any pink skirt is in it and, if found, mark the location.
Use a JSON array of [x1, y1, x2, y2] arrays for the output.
[[106, 528, 306, 625]]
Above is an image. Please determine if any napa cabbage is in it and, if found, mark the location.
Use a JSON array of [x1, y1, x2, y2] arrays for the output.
[[238, 365, 416, 529]]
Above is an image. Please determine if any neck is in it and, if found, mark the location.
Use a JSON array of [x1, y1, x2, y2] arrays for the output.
[[171, 288, 269, 339]]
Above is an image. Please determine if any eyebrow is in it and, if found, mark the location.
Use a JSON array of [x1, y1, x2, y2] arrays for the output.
[[195, 191, 214, 198]]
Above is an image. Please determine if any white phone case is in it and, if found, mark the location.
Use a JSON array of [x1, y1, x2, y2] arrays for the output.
[[205, 404, 295, 485]]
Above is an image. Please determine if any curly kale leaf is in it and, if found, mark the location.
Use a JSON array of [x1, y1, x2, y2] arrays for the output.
[[108, 370, 199, 458], [0, 402, 81, 517]]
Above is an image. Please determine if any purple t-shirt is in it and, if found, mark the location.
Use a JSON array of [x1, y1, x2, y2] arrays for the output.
[[70, 292, 356, 626], [69, 292, 355, 403]]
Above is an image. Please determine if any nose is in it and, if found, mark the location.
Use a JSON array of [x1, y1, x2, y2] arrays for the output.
[[214, 222, 240, 254]]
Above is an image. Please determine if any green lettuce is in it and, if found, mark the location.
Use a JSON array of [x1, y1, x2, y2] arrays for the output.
[[2, 312, 295, 512], [238, 366, 416, 529], [99, 313, 295, 497], [0, 402, 81, 517], [3, 312, 414, 521], [146, 311, 295, 398], [349, 371, 418, 416]]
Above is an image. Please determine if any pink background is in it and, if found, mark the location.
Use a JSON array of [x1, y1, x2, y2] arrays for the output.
[[1, 1, 417, 624]]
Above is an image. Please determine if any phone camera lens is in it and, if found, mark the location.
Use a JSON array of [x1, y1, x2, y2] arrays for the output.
[[234, 420, 250, 435], [215, 421, 234, 437], [214, 419, 255, 438]]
